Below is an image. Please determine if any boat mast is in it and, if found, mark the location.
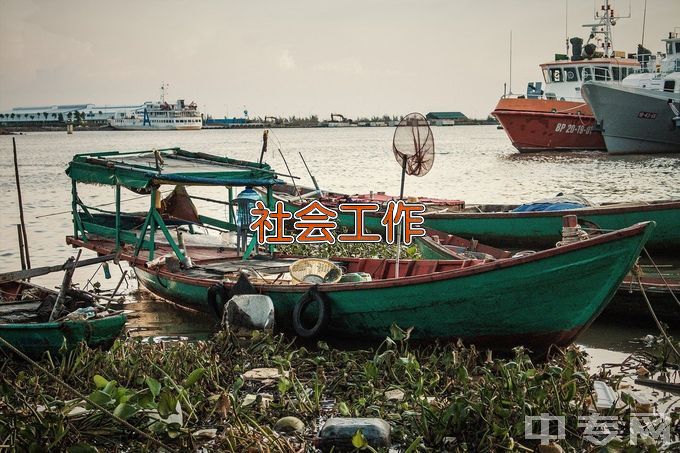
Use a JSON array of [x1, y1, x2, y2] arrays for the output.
[[508, 30, 513, 95], [583, 0, 631, 58], [160, 82, 169, 103]]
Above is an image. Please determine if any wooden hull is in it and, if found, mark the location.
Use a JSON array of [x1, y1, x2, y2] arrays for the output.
[[0, 282, 127, 358], [0, 315, 127, 358], [492, 97, 606, 152], [421, 200, 680, 255], [415, 234, 680, 323], [71, 222, 654, 352], [272, 185, 679, 255]]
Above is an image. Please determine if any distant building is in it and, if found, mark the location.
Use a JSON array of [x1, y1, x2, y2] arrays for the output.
[[426, 111, 468, 126], [0, 103, 144, 126]]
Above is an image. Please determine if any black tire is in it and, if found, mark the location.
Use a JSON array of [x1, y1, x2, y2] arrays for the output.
[[292, 286, 330, 339], [207, 284, 228, 318]]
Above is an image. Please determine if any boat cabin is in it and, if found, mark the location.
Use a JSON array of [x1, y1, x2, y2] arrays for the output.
[[65, 148, 283, 266], [538, 58, 640, 101]]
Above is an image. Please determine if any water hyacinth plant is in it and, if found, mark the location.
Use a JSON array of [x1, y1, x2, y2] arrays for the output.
[[1, 328, 677, 451]]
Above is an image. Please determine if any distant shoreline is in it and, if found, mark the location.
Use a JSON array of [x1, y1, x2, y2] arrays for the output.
[[1, 121, 498, 134]]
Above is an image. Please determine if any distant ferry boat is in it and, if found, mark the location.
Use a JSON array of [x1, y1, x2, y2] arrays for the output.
[[109, 85, 202, 131], [492, 0, 639, 152]]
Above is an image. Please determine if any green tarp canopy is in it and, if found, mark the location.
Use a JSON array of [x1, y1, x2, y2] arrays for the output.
[[66, 148, 283, 190]]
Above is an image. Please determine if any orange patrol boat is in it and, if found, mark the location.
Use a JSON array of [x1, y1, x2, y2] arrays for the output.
[[493, 0, 640, 152]]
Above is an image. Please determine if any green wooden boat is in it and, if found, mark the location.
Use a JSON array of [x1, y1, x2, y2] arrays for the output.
[[267, 183, 680, 255], [63, 148, 656, 351], [415, 232, 680, 324], [69, 221, 653, 352], [0, 281, 127, 358]]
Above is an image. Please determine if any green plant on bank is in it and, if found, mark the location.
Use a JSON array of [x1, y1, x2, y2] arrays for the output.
[[277, 240, 421, 260], [0, 329, 677, 452]]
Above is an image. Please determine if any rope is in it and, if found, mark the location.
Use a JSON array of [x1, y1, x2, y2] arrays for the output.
[[633, 266, 680, 360], [0, 335, 176, 452], [642, 247, 680, 309]]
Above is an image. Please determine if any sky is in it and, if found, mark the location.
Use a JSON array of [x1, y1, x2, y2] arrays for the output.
[[0, 0, 678, 120]]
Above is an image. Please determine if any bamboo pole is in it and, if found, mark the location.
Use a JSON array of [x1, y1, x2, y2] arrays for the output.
[[13, 138, 31, 269], [49, 250, 82, 322], [16, 224, 26, 270]]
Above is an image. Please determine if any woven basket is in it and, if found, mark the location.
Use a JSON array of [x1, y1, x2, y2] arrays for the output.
[[289, 258, 342, 284]]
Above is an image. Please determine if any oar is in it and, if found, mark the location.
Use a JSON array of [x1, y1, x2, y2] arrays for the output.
[[0, 253, 118, 284]]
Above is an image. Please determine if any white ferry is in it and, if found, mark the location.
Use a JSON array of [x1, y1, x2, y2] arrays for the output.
[[109, 85, 202, 131]]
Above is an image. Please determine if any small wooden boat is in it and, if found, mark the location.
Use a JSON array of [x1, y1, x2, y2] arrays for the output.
[[0, 280, 127, 358], [63, 148, 656, 352], [416, 232, 680, 324], [68, 222, 654, 352], [268, 183, 680, 255]]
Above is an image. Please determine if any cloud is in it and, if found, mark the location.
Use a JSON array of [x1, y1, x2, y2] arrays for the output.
[[278, 49, 296, 70]]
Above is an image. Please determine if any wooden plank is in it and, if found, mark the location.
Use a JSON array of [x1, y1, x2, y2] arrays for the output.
[[0, 253, 117, 284]]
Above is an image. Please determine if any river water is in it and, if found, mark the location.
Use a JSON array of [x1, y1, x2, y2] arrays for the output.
[[1, 126, 678, 365]]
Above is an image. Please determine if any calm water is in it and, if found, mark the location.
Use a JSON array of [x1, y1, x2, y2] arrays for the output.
[[1, 126, 678, 356]]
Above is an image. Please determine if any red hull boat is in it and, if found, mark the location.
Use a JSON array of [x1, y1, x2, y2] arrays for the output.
[[493, 98, 606, 152]]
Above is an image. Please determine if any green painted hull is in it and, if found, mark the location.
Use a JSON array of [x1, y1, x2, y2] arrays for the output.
[[280, 193, 678, 255], [0, 314, 127, 358], [135, 222, 653, 351], [421, 202, 679, 254]]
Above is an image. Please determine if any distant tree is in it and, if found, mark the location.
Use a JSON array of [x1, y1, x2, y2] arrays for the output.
[[25, 113, 29, 118], [43, 112, 48, 120], [58, 113, 64, 122], [51, 113, 57, 119], [66, 112, 73, 120], [10, 113, 15, 119], [30, 115, 35, 120], [98, 110, 103, 115]]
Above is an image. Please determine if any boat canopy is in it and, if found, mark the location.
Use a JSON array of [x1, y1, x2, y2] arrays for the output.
[[66, 148, 283, 190], [66, 148, 282, 264]]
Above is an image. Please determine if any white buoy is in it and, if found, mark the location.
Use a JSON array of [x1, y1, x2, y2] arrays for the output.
[[66, 123, 73, 134]]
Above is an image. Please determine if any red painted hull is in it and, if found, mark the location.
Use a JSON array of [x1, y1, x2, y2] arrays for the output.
[[493, 98, 606, 152]]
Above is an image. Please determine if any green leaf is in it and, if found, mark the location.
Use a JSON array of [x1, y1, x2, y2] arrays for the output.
[[113, 402, 139, 420], [338, 401, 351, 416], [183, 368, 205, 388], [620, 391, 636, 407], [93, 375, 108, 390], [158, 389, 178, 418], [87, 390, 113, 407], [277, 377, 292, 394], [352, 429, 368, 449], [146, 377, 161, 397], [404, 436, 423, 453], [102, 381, 117, 396]]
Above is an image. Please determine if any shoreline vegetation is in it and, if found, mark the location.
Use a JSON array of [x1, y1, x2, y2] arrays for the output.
[[1, 326, 678, 451], [0, 115, 499, 134]]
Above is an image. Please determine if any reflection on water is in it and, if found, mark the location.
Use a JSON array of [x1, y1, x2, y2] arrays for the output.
[[120, 289, 218, 341], [0, 127, 678, 364]]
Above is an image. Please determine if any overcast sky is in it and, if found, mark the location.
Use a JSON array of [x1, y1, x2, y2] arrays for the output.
[[1, 0, 678, 119]]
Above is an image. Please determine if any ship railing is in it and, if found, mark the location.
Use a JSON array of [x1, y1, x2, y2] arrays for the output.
[[500, 93, 583, 103]]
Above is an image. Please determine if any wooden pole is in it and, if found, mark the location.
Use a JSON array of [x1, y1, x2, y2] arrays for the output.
[[259, 129, 269, 164], [16, 224, 27, 270], [49, 250, 82, 322], [395, 159, 407, 279], [0, 253, 118, 284], [13, 138, 31, 269]]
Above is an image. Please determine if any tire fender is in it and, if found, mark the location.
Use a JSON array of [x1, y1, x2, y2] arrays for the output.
[[292, 286, 330, 339], [207, 284, 228, 318]]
